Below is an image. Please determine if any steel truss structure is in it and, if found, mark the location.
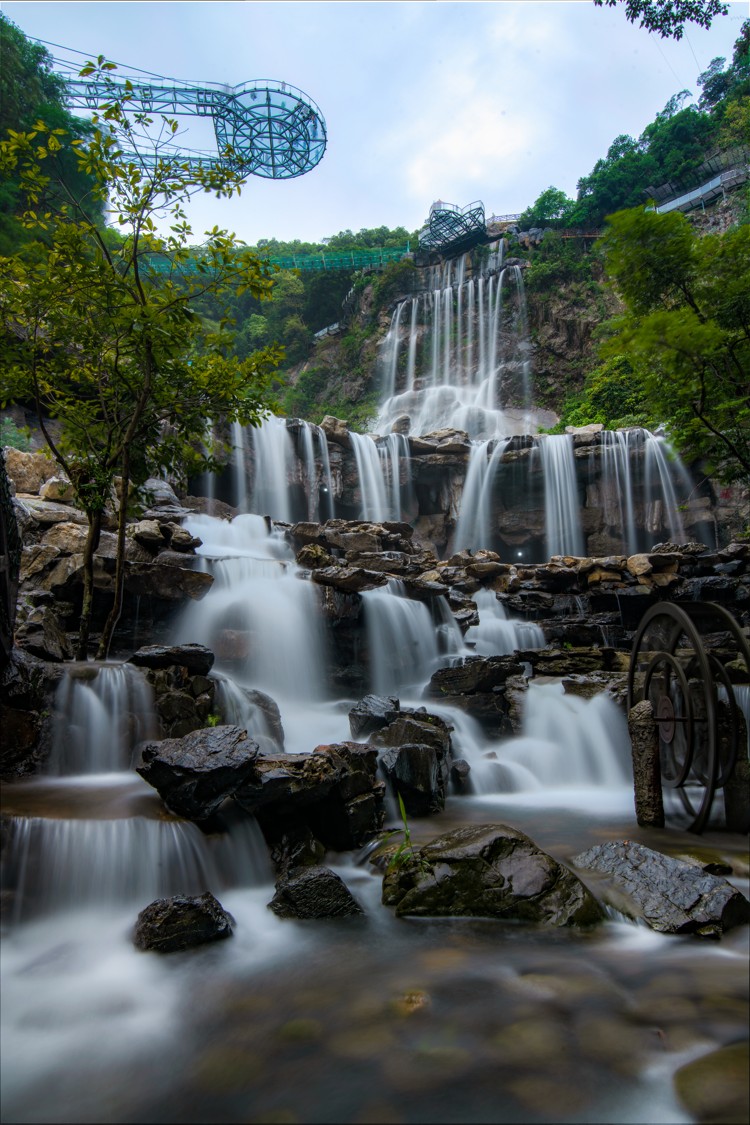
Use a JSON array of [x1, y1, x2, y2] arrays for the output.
[[418, 199, 487, 255], [64, 74, 327, 179]]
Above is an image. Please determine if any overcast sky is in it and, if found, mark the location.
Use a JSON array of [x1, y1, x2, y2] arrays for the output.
[[2, 1, 745, 245]]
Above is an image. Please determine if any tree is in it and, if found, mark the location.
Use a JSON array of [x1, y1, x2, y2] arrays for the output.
[[0, 58, 283, 659], [593, 0, 728, 40], [518, 187, 575, 229], [0, 13, 101, 254], [598, 207, 750, 482]]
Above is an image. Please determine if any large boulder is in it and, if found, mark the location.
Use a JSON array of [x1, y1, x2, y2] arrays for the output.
[[348, 693, 399, 738], [371, 709, 453, 817], [572, 841, 750, 936], [234, 742, 385, 853], [268, 866, 364, 919], [133, 891, 235, 952], [382, 823, 604, 927], [136, 724, 259, 820]]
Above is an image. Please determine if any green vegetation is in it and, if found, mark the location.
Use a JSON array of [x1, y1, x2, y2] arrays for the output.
[[593, 0, 728, 40], [518, 21, 748, 231], [0, 414, 31, 451], [550, 356, 653, 432], [0, 57, 282, 659], [0, 13, 102, 254], [597, 207, 750, 481]]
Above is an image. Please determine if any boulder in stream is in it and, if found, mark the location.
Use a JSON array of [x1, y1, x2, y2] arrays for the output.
[[572, 840, 750, 936], [268, 865, 364, 919], [383, 823, 604, 926], [133, 891, 235, 953], [136, 724, 259, 820]]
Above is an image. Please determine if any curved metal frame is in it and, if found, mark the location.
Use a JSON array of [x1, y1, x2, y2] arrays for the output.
[[627, 601, 749, 834], [65, 75, 327, 180]]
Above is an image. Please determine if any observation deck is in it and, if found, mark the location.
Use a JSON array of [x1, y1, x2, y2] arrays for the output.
[[418, 200, 487, 256], [63, 72, 327, 179]]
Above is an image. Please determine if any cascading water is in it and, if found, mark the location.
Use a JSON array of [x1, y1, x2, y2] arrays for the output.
[[464, 588, 545, 655], [375, 245, 538, 440], [538, 433, 585, 558], [361, 579, 443, 695], [466, 680, 633, 806], [452, 438, 510, 552], [248, 413, 293, 521], [48, 663, 158, 775]]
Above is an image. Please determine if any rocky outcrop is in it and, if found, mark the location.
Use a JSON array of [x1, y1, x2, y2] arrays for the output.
[[348, 693, 399, 738], [371, 709, 453, 817], [382, 823, 604, 926], [0, 649, 62, 777], [133, 891, 235, 952], [136, 724, 260, 820], [425, 655, 523, 736], [572, 840, 750, 936], [268, 865, 364, 919], [234, 742, 385, 854]]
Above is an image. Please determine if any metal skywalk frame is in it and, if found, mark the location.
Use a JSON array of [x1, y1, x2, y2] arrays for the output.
[[418, 200, 487, 255], [63, 74, 327, 179]]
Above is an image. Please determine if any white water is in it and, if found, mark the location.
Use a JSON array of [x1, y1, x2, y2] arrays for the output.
[[464, 588, 546, 656], [538, 433, 585, 558], [48, 663, 158, 775]]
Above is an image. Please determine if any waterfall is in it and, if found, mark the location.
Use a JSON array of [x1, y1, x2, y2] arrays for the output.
[[464, 589, 545, 655], [538, 434, 584, 558], [453, 438, 510, 552], [362, 580, 442, 694], [230, 420, 249, 512], [468, 681, 632, 798], [316, 423, 335, 520], [599, 430, 639, 554], [374, 258, 538, 440], [350, 432, 388, 522], [48, 664, 158, 776], [175, 513, 328, 707], [3, 814, 270, 924], [249, 414, 293, 521], [643, 430, 691, 543]]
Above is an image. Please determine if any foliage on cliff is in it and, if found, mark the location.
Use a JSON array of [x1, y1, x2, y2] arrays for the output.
[[0, 59, 282, 658], [598, 208, 750, 482]]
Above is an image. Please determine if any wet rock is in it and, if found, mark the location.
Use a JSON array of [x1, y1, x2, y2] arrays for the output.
[[383, 823, 604, 926], [311, 565, 388, 593], [224, 685, 285, 752], [296, 542, 336, 569], [427, 655, 523, 696], [450, 757, 471, 791], [136, 724, 259, 820], [235, 742, 385, 852], [270, 826, 326, 875], [674, 1041, 749, 1124], [133, 891, 235, 953], [572, 840, 750, 935], [129, 643, 215, 675], [349, 693, 400, 738], [268, 865, 364, 919], [380, 744, 443, 816]]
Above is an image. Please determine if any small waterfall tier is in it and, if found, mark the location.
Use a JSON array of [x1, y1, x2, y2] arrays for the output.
[[375, 248, 544, 439]]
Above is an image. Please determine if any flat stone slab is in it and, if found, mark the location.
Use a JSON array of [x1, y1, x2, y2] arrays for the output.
[[572, 840, 750, 935]]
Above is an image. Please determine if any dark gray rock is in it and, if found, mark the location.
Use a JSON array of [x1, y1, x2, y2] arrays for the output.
[[380, 744, 441, 816], [136, 724, 259, 820], [348, 693, 400, 738], [133, 891, 235, 952], [235, 742, 385, 853], [426, 655, 523, 697], [383, 823, 603, 927], [572, 840, 750, 935], [268, 865, 364, 919], [129, 644, 214, 675], [373, 710, 453, 816]]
